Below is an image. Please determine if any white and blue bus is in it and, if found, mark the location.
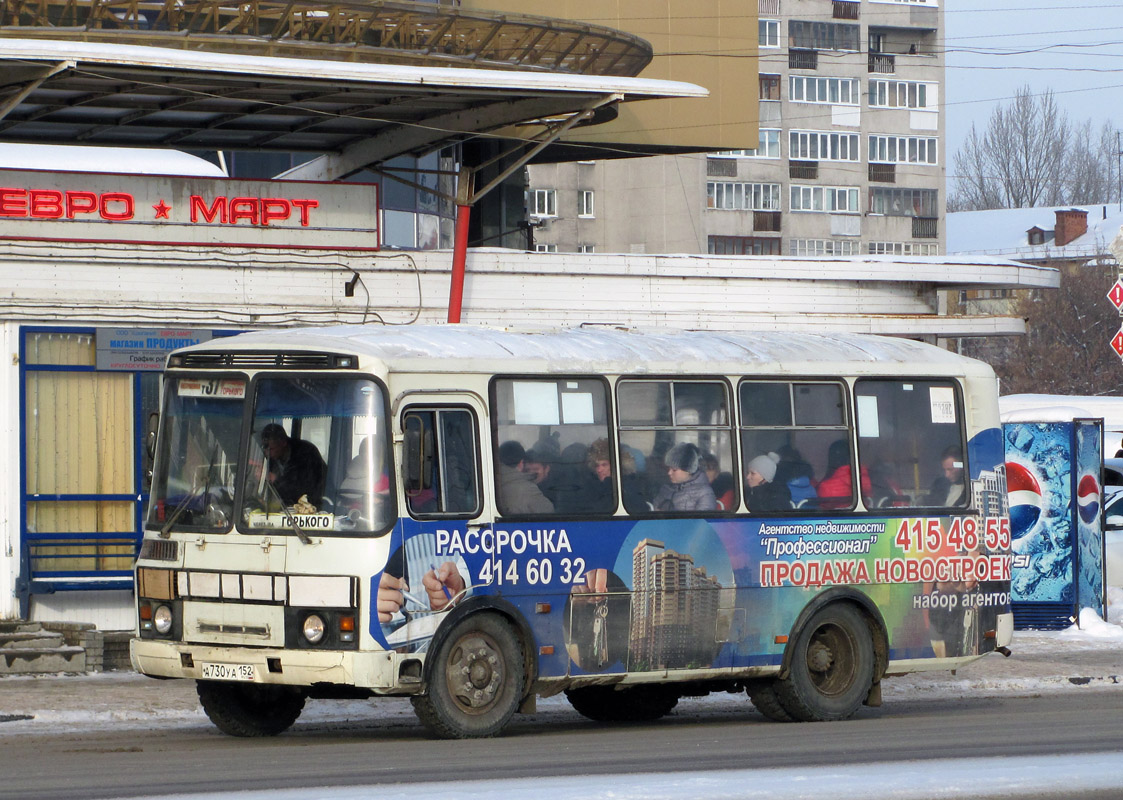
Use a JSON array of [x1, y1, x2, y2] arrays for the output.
[[131, 325, 1013, 738]]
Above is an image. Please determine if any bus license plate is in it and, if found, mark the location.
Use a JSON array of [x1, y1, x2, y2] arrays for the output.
[[200, 662, 257, 681]]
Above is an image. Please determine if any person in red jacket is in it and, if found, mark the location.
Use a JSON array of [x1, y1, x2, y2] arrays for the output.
[[816, 439, 870, 510]]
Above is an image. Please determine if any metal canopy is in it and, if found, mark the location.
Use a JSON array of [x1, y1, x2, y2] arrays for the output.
[[0, 39, 704, 168]]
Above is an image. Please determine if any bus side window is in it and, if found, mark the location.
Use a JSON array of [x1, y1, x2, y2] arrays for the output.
[[739, 380, 850, 512], [491, 378, 614, 517], [618, 379, 734, 515], [403, 408, 481, 517], [854, 379, 967, 510]]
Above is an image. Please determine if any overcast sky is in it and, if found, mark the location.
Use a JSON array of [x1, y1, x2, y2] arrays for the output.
[[944, 1, 1123, 161]]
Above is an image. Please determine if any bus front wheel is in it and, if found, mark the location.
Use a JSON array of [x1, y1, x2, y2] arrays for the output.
[[412, 613, 525, 739], [196, 681, 305, 737], [774, 603, 874, 722]]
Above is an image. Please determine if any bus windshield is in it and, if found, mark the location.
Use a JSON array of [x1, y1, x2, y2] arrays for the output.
[[240, 375, 391, 535], [149, 376, 246, 533]]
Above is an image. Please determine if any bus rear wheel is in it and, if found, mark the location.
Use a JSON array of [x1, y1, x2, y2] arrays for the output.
[[565, 685, 679, 722], [412, 613, 525, 739], [745, 680, 793, 722], [196, 681, 305, 737], [774, 603, 874, 722]]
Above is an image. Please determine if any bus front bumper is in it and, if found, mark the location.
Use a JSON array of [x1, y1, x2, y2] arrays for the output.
[[130, 638, 425, 694]]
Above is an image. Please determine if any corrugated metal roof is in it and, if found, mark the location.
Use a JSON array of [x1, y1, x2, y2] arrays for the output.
[[0, 39, 703, 159]]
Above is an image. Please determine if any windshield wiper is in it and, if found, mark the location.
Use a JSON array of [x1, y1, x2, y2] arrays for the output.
[[260, 476, 313, 545]]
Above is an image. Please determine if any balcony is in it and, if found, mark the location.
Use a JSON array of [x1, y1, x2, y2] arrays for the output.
[[789, 49, 818, 70], [912, 217, 939, 238], [707, 158, 737, 178], [833, 0, 859, 19], [754, 211, 782, 232], [869, 163, 896, 183], [868, 53, 895, 74], [790, 161, 819, 180]]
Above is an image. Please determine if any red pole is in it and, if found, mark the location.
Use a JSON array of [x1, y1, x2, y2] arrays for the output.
[[447, 202, 472, 323]]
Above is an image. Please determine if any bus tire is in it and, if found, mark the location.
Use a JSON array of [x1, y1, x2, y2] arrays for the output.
[[774, 603, 874, 722], [565, 685, 679, 722], [412, 612, 525, 739], [745, 680, 794, 722], [196, 681, 305, 737]]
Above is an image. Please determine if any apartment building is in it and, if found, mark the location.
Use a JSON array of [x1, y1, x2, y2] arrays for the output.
[[527, 0, 945, 258]]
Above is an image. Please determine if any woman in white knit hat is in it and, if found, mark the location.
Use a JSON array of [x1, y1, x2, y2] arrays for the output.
[[744, 452, 792, 513]]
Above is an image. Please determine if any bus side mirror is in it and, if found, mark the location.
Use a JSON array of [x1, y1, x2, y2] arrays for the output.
[[145, 411, 160, 461], [403, 414, 432, 492]]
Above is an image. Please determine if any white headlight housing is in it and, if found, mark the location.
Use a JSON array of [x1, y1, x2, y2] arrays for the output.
[[302, 614, 326, 644], [153, 605, 173, 635]]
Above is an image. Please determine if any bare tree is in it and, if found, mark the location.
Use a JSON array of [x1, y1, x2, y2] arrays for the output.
[[950, 87, 1119, 211], [971, 261, 1123, 396]]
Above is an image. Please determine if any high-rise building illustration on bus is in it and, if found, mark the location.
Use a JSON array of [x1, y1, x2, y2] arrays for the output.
[[629, 539, 727, 670]]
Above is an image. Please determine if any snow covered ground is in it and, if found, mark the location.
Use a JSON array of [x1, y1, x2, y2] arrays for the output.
[[3, 591, 1122, 799]]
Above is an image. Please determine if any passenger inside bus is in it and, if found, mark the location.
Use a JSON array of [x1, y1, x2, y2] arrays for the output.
[[522, 446, 559, 507], [702, 452, 736, 510], [496, 441, 554, 515], [926, 445, 966, 507], [744, 453, 792, 513], [774, 445, 817, 508], [817, 439, 869, 510], [261, 423, 326, 508], [652, 442, 718, 512]]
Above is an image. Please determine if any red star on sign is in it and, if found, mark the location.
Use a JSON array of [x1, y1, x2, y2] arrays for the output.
[[1112, 328, 1123, 358], [152, 200, 171, 219]]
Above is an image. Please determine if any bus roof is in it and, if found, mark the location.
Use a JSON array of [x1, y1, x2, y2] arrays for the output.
[[189, 325, 995, 377]]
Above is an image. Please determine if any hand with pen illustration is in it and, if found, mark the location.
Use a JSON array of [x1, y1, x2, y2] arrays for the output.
[[422, 561, 465, 611]]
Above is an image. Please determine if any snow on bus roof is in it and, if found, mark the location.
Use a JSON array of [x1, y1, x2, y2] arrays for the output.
[[0, 143, 227, 177], [205, 325, 991, 374]]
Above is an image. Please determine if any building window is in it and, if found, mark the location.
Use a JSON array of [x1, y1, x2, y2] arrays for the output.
[[833, 0, 859, 19], [760, 74, 781, 101], [535, 243, 558, 253], [869, 79, 936, 109], [789, 130, 860, 162], [789, 49, 818, 70], [787, 20, 860, 51], [711, 130, 780, 159], [754, 211, 783, 232], [868, 135, 938, 165], [790, 185, 860, 213], [759, 0, 780, 13], [789, 76, 859, 105], [789, 238, 860, 256], [578, 244, 595, 253], [869, 187, 939, 217], [578, 190, 595, 218], [868, 241, 940, 256], [709, 236, 782, 255], [707, 182, 782, 211], [707, 158, 738, 177], [532, 188, 556, 217], [760, 19, 780, 47]]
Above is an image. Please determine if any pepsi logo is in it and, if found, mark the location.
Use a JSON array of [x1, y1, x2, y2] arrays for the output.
[[1077, 472, 1100, 525], [1006, 461, 1043, 540]]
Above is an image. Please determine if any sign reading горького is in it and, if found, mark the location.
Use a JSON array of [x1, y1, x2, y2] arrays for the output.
[[0, 170, 379, 250]]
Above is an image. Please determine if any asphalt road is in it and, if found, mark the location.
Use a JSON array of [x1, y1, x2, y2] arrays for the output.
[[1, 688, 1122, 799]]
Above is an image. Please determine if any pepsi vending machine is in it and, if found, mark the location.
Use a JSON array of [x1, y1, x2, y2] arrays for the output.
[[1004, 419, 1106, 629]]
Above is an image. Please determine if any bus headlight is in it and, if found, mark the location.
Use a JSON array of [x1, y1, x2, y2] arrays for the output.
[[153, 605, 174, 635], [302, 614, 326, 644]]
